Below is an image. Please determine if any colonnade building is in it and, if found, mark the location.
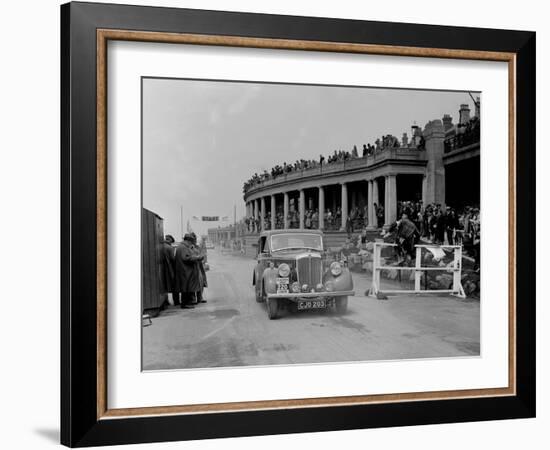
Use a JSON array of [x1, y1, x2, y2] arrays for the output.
[[243, 102, 480, 234]]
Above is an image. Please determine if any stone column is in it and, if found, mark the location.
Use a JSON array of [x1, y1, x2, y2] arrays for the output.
[[283, 192, 289, 229], [340, 182, 348, 231], [385, 175, 397, 226], [423, 120, 446, 206], [254, 199, 259, 232], [270, 195, 276, 230], [318, 186, 325, 230], [367, 180, 374, 228], [260, 197, 266, 231], [299, 189, 305, 229], [372, 179, 379, 226], [422, 175, 428, 206]]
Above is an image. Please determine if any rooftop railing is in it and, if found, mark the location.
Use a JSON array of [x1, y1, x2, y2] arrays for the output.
[[444, 124, 480, 153]]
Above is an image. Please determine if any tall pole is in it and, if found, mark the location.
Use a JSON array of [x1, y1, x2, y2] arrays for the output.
[[180, 205, 183, 240]]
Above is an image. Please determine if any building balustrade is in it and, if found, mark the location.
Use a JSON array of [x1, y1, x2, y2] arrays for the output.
[[243, 147, 426, 196]]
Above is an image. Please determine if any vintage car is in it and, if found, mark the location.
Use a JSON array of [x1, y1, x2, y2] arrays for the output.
[[252, 229, 354, 319]]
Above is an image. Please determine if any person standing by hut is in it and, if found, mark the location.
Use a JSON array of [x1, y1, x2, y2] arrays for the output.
[[174, 234, 203, 309], [160, 235, 177, 306], [190, 233, 208, 304]]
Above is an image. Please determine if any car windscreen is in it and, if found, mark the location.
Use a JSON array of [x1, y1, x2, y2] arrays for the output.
[[270, 234, 323, 252]]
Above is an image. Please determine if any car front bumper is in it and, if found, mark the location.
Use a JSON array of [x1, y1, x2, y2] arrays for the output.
[[267, 290, 354, 301]]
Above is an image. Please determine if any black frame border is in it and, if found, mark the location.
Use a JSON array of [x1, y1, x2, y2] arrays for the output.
[[61, 2, 535, 447]]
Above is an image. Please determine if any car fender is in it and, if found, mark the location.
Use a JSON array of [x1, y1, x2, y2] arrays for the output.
[[262, 267, 279, 294], [253, 262, 263, 286], [323, 268, 354, 291]]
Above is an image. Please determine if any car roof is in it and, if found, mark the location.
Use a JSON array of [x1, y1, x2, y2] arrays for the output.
[[259, 229, 324, 237]]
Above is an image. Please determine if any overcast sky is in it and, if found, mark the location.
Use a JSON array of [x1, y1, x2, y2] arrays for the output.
[[142, 78, 479, 238]]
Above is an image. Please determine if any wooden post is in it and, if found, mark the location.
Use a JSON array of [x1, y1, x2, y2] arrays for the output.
[[414, 246, 422, 291], [453, 245, 466, 298]]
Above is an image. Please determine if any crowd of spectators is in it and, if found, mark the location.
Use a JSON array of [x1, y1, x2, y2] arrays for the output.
[[245, 204, 371, 233], [444, 115, 480, 152], [243, 132, 425, 193], [396, 200, 481, 269], [243, 200, 480, 270]]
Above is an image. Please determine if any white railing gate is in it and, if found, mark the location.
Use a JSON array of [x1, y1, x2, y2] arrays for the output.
[[369, 242, 466, 298]]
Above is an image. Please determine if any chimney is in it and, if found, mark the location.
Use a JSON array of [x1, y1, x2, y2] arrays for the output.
[[459, 104, 471, 125], [402, 132, 408, 147], [442, 114, 453, 131]]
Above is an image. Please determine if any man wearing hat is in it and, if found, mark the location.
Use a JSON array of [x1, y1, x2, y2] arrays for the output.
[[190, 232, 208, 304], [174, 233, 203, 309], [160, 235, 177, 306]]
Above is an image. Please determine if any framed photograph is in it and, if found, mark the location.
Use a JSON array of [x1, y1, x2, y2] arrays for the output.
[[61, 2, 535, 447]]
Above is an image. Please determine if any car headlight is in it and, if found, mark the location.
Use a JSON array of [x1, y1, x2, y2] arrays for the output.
[[301, 284, 309, 292], [278, 263, 290, 277], [315, 283, 325, 292], [330, 261, 343, 277], [291, 282, 301, 293]]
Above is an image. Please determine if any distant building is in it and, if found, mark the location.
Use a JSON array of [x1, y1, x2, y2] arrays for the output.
[[187, 215, 232, 240]]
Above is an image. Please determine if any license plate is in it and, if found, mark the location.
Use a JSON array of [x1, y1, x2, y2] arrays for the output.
[[276, 277, 289, 294], [297, 299, 326, 310]]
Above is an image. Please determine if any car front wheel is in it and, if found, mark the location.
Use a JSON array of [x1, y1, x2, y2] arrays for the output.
[[267, 297, 279, 320], [255, 286, 264, 303], [335, 296, 348, 315]]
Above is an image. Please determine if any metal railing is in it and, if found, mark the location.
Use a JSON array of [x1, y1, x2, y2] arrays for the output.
[[444, 127, 480, 153]]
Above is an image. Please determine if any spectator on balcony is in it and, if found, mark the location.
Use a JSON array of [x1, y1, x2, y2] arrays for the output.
[[434, 207, 446, 244], [444, 207, 457, 245], [350, 206, 362, 231], [312, 209, 319, 229], [345, 214, 353, 237], [376, 203, 384, 228], [304, 210, 312, 229], [326, 209, 333, 229], [335, 207, 342, 228]]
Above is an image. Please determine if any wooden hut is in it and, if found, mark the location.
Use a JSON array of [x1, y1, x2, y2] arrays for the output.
[[142, 208, 166, 315]]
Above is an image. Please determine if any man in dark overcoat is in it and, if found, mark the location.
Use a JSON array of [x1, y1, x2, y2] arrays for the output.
[[396, 212, 420, 261], [160, 235, 177, 305], [190, 233, 208, 304], [174, 234, 203, 309]]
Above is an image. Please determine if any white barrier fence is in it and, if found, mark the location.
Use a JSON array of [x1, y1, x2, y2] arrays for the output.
[[369, 242, 466, 298]]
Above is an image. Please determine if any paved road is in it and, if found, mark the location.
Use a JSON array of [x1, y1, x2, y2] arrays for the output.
[[142, 249, 480, 370]]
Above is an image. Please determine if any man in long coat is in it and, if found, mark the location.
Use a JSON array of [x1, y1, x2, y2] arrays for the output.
[[160, 235, 177, 305], [396, 212, 420, 261], [190, 233, 208, 304], [174, 234, 203, 309]]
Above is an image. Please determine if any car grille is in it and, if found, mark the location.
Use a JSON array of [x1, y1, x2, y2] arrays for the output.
[[297, 256, 322, 287]]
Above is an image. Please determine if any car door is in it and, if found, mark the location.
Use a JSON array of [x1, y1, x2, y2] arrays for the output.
[[254, 236, 269, 292]]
